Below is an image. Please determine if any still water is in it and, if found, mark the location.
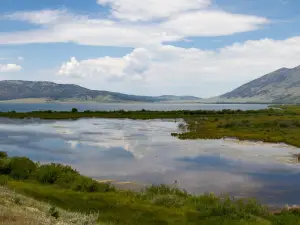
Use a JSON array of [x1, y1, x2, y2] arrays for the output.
[[0, 118, 299, 206], [0, 103, 268, 112]]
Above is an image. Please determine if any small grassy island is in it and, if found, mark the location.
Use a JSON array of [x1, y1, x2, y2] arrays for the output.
[[1, 105, 300, 147], [1, 152, 300, 225]]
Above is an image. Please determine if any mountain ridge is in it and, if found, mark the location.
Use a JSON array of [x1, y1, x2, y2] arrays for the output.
[[0, 80, 201, 103], [217, 65, 300, 103]]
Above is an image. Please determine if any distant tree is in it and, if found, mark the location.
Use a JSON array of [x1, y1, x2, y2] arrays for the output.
[[71, 108, 78, 113]]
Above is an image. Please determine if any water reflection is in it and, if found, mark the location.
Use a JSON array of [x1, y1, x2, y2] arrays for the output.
[[0, 118, 300, 206]]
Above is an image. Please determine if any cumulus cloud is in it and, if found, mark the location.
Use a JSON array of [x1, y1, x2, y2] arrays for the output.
[[58, 48, 151, 81], [0, 64, 22, 73], [57, 36, 300, 97], [97, 0, 211, 21]]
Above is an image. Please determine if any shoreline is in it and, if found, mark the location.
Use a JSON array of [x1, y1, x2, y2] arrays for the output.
[[0, 106, 300, 148], [0, 98, 272, 104]]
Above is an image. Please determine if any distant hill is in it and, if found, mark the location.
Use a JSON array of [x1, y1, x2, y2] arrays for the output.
[[217, 65, 300, 103], [157, 95, 201, 101], [0, 80, 201, 103]]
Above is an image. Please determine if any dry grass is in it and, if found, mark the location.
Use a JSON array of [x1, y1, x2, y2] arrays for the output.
[[0, 186, 100, 225]]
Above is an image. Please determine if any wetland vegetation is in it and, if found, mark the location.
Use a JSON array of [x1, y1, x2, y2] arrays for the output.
[[2, 106, 300, 224], [1, 152, 300, 225], [1, 105, 300, 147]]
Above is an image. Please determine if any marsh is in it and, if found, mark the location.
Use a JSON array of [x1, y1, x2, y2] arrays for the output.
[[1, 118, 300, 207]]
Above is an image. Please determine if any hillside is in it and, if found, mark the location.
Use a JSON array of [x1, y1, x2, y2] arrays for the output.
[[0, 80, 200, 103], [218, 65, 300, 103]]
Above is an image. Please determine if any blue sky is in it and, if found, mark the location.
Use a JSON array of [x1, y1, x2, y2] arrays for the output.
[[0, 0, 300, 97]]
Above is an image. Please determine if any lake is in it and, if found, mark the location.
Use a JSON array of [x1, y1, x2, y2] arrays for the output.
[[0, 103, 268, 112], [1, 118, 300, 207]]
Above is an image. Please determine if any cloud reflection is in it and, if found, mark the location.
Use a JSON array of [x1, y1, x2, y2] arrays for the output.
[[1, 118, 300, 204]]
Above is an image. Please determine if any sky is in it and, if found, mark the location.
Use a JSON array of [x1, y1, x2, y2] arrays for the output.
[[0, 0, 300, 97]]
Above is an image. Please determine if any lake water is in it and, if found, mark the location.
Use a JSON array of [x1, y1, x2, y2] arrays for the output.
[[0, 103, 268, 112], [1, 118, 300, 207]]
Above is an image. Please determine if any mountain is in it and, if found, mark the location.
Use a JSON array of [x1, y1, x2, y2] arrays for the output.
[[0, 80, 201, 103], [157, 95, 201, 101], [218, 65, 300, 103]]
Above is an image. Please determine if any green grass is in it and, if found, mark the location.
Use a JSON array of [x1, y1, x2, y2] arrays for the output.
[[0, 108, 277, 120], [173, 107, 300, 147], [1, 153, 300, 224]]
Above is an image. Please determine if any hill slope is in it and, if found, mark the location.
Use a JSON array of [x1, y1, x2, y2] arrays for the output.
[[0, 80, 200, 103], [219, 65, 300, 103]]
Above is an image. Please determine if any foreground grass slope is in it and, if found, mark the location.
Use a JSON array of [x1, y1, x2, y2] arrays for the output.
[[1, 152, 300, 224], [0, 186, 99, 225]]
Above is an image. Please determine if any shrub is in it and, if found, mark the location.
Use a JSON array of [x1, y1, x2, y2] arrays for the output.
[[48, 206, 60, 219], [0, 158, 10, 175], [71, 108, 78, 113], [0, 151, 7, 159], [35, 163, 79, 184], [152, 195, 184, 207], [35, 163, 113, 192], [13, 195, 22, 205], [144, 184, 188, 198], [70, 176, 113, 192], [8, 157, 37, 180], [0, 175, 9, 185]]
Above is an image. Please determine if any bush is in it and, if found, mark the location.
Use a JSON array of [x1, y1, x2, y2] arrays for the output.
[[0, 151, 7, 159], [48, 206, 60, 219], [152, 195, 184, 207], [0, 175, 9, 185], [13, 195, 22, 205], [8, 157, 37, 180], [144, 185, 188, 198], [71, 108, 78, 113], [35, 163, 79, 184], [35, 163, 113, 192], [0, 158, 10, 174], [70, 176, 113, 192]]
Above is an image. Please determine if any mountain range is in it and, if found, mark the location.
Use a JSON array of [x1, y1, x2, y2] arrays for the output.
[[0, 80, 201, 103], [1, 64, 300, 104]]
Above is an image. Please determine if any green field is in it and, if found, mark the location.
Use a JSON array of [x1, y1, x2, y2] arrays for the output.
[[1, 153, 300, 225]]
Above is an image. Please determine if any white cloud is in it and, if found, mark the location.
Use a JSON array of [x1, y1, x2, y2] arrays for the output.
[[58, 48, 151, 81], [57, 36, 300, 97], [97, 0, 211, 21], [161, 11, 268, 36], [5, 9, 70, 25], [0, 64, 22, 73], [0, 7, 269, 47]]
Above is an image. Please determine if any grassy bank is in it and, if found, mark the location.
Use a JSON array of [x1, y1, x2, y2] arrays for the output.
[[172, 105, 300, 147], [0, 107, 275, 120], [1, 153, 300, 224]]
